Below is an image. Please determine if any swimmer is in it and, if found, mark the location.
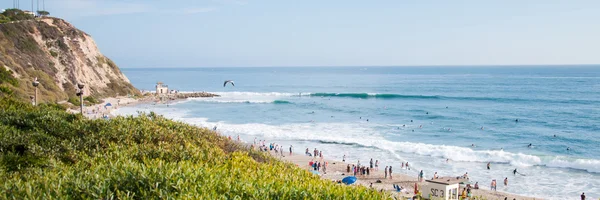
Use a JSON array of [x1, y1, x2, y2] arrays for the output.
[[567, 147, 571, 151], [419, 125, 422, 128], [426, 112, 429, 114], [471, 144, 475, 147], [360, 117, 362, 119], [366, 119, 369, 122], [481, 126, 484, 130], [446, 106, 448, 108], [515, 119, 519, 122], [411, 120, 413, 122], [528, 143, 532, 148], [553, 134, 556, 137], [412, 130, 414, 132]]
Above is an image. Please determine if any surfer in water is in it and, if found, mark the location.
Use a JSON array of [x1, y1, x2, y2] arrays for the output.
[[528, 143, 532, 148], [567, 147, 571, 151], [513, 168, 518, 175]]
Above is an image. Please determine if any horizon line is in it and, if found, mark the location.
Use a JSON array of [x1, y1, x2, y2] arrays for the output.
[[120, 64, 600, 69]]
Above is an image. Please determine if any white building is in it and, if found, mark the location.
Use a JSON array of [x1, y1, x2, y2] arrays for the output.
[[156, 82, 169, 95], [23, 10, 35, 16], [420, 178, 461, 200]]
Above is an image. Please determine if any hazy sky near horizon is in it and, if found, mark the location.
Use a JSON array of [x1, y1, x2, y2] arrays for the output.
[[2, 0, 600, 67]]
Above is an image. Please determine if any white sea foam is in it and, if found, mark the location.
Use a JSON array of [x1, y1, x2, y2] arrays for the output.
[[112, 106, 600, 199]]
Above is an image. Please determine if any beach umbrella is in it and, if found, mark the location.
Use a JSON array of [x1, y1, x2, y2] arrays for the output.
[[341, 176, 357, 185], [105, 103, 112, 107]]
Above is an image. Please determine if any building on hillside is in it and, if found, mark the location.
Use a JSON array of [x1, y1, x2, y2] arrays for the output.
[[156, 82, 169, 95], [23, 10, 35, 16]]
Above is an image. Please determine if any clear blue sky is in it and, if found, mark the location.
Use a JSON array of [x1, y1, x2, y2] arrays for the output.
[[3, 0, 600, 67]]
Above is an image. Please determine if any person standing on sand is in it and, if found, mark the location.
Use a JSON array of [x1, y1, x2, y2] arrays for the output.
[[375, 160, 379, 170], [384, 166, 388, 179], [581, 192, 585, 200], [370, 158, 374, 169], [289, 145, 293, 155], [366, 167, 370, 176], [389, 166, 393, 179], [419, 170, 424, 182], [347, 164, 350, 173]]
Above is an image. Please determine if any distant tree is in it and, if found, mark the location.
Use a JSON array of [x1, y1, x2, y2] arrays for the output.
[[1, 9, 34, 21], [37, 10, 49, 16]]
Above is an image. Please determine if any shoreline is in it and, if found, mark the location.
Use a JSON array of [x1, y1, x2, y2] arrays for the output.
[[109, 98, 541, 200], [270, 150, 538, 200]]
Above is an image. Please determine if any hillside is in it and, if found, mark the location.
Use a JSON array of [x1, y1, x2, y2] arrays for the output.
[[0, 10, 138, 103], [0, 98, 387, 199]]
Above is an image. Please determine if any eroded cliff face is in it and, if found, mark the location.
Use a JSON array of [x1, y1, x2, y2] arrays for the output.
[[0, 17, 139, 102]]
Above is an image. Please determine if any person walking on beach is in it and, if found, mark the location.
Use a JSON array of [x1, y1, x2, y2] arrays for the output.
[[504, 177, 508, 186], [384, 166, 388, 179], [402, 162, 404, 169], [289, 145, 293, 155], [419, 170, 424, 182], [389, 166, 393, 179]]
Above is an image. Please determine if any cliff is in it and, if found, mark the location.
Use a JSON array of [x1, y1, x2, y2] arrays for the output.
[[0, 16, 139, 103]]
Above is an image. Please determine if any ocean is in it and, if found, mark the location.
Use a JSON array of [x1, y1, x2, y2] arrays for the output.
[[116, 66, 600, 199]]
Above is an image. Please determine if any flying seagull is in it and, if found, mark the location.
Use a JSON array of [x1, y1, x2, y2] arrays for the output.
[[223, 80, 235, 87]]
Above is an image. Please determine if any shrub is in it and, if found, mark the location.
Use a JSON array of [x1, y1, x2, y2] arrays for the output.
[[84, 96, 99, 104], [0, 97, 389, 199], [49, 50, 58, 57]]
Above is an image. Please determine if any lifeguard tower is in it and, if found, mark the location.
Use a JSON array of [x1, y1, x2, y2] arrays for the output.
[[156, 82, 169, 94], [420, 178, 461, 200]]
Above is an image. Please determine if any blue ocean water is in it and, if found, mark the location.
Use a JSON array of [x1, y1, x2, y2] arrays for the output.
[[117, 66, 600, 199]]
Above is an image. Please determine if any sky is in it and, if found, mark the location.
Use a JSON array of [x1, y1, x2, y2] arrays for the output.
[[2, 0, 600, 67]]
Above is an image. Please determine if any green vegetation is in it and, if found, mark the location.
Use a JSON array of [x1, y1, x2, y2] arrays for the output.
[[37, 10, 50, 17], [0, 9, 34, 24], [84, 96, 100, 104], [49, 50, 58, 57], [0, 98, 387, 199]]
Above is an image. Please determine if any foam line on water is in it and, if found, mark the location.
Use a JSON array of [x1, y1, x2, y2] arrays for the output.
[[161, 113, 600, 174]]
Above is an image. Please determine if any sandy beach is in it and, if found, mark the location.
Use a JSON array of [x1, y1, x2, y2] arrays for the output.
[[269, 150, 538, 200]]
